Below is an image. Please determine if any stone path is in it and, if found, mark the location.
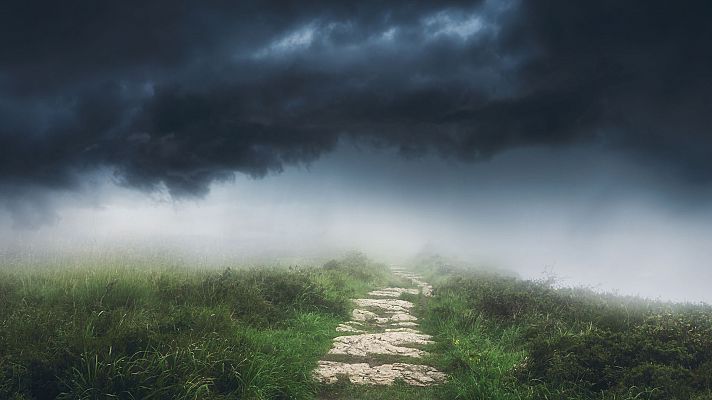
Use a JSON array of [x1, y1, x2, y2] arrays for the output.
[[314, 267, 446, 387]]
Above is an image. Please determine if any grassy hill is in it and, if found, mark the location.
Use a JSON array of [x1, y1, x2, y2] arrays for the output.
[[1, 253, 710, 399], [0, 252, 391, 399], [414, 255, 712, 400]]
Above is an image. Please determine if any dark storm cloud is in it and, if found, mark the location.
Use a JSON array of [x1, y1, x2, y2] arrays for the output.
[[1, 0, 711, 199]]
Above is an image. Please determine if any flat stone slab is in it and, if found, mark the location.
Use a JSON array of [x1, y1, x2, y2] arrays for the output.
[[368, 288, 421, 297], [328, 332, 433, 358], [316, 281, 446, 388], [352, 309, 418, 324], [385, 327, 421, 333], [352, 309, 379, 321], [315, 361, 447, 386], [354, 298, 414, 313], [389, 312, 418, 322], [336, 322, 366, 333], [352, 309, 388, 324], [392, 321, 419, 327]]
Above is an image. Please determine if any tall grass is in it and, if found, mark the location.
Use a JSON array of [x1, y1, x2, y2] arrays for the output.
[[0, 252, 389, 399], [6, 251, 710, 399], [414, 255, 712, 400]]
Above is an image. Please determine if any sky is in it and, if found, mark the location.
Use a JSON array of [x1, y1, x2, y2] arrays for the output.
[[1, 0, 712, 302]]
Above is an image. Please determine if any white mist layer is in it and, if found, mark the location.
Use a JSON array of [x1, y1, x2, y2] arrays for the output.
[[2, 143, 711, 303]]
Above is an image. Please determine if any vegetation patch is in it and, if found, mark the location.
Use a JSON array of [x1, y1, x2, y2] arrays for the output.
[[414, 255, 712, 400], [0, 252, 388, 399]]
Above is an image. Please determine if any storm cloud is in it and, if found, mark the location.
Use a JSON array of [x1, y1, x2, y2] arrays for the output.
[[1, 0, 712, 199]]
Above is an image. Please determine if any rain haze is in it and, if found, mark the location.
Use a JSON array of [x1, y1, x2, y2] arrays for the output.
[[2, 0, 712, 302]]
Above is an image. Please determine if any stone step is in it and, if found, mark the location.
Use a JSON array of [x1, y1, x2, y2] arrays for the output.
[[315, 279, 445, 387], [315, 361, 446, 386]]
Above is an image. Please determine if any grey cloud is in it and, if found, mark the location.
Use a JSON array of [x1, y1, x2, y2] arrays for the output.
[[1, 0, 711, 204]]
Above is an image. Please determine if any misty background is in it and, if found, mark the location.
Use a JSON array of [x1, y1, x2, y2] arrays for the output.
[[3, 139, 711, 303]]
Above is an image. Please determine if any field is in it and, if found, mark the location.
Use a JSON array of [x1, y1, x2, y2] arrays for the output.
[[414, 255, 712, 400], [1, 252, 711, 399]]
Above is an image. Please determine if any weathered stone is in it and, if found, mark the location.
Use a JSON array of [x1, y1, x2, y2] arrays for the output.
[[368, 288, 420, 298], [336, 323, 366, 333], [314, 361, 447, 386], [352, 309, 379, 321], [328, 332, 433, 358], [389, 312, 418, 322], [315, 280, 446, 387], [354, 298, 414, 313], [392, 321, 419, 327], [385, 327, 421, 333]]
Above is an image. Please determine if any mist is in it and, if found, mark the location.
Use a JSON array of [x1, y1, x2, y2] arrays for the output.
[[3, 140, 710, 303]]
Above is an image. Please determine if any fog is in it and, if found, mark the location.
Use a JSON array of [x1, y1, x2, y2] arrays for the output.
[[2, 141, 711, 303]]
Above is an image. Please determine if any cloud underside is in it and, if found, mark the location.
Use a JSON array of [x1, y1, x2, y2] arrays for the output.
[[1, 0, 712, 197]]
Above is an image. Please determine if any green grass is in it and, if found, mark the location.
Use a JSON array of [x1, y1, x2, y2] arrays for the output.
[[3, 251, 712, 399], [317, 380, 441, 399], [0, 252, 390, 399], [413, 255, 712, 400]]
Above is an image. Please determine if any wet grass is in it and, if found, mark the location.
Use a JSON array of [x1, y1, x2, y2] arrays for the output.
[[5, 252, 710, 399], [0, 252, 390, 399], [414, 255, 712, 400], [317, 380, 440, 399]]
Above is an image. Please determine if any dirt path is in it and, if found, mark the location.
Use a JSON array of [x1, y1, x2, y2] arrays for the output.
[[314, 267, 446, 387]]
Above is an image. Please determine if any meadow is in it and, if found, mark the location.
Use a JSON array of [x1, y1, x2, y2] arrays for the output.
[[0, 252, 392, 399], [414, 255, 712, 400], [1, 252, 711, 399]]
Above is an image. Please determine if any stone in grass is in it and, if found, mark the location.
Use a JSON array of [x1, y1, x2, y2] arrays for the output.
[[352, 309, 379, 321], [389, 312, 418, 322], [352, 309, 390, 324], [368, 288, 421, 298], [315, 361, 446, 386], [354, 299, 414, 313], [328, 332, 433, 358], [392, 321, 419, 327], [385, 327, 421, 333], [336, 323, 366, 333], [352, 309, 418, 325]]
